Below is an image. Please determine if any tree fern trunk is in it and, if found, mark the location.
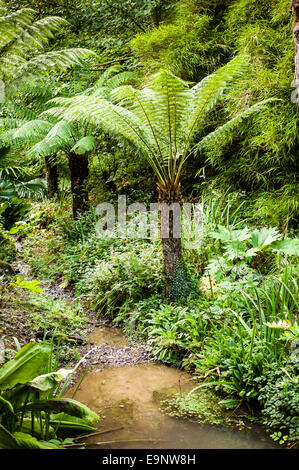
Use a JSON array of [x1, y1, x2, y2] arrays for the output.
[[157, 181, 183, 297], [45, 155, 58, 198], [291, 0, 299, 102], [68, 152, 89, 219], [151, 4, 162, 26]]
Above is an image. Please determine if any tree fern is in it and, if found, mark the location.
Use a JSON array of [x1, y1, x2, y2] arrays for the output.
[[44, 57, 279, 294], [48, 56, 276, 187]]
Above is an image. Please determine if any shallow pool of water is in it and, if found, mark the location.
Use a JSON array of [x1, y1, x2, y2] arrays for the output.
[[67, 326, 277, 450]]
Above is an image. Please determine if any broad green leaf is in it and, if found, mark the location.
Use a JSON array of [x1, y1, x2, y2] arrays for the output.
[[0, 342, 52, 391], [0, 395, 14, 414], [0, 424, 20, 449], [50, 413, 97, 433], [271, 238, 299, 257], [250, 227, 281, 250], [26, 369, 75, 392], [71, 135, 96, 154], [13, 432, 60, 449], [211, 225, 250, 243], [22, 398, 99, 423], [19, 418, 56, 440]]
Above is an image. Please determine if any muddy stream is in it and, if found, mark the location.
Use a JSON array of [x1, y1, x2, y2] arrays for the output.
[[66, 325, 277, 450]]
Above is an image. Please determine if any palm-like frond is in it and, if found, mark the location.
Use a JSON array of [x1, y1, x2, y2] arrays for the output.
[[193, 98, 280, 154], [70, 136, 96, 155], [27, 120, 76, 157], [0, 8, 36, 50], [182, 54, 249, 150], [0, 117, 26, 130], [44, 57, 264, 185], [13, 178, 47, 200], [0, 102, 38, 120], [45, 95, 157, 162], [6, 48, 95, 96], [81, 66, 136, 99], [0, 178, 46, 201], [12, 119, 53, 144], [0, 6, 95, 97]]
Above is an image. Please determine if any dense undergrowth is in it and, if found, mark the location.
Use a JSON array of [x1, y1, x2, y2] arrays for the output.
[[2, 188, 296, 446], [0, 0, 298, 451]]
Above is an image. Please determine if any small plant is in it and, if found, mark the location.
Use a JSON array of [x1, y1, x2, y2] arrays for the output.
[[270, 432, 289, 445], [10, 277, 47, 295]]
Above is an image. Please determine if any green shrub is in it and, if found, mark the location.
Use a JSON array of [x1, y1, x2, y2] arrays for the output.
[[258, 365, 299, 443], [0, 231, 17, 262], [79, 240, 164, 317]]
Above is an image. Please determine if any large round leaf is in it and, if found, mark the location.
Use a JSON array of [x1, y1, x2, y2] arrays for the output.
[[0, 342, 52, 391]]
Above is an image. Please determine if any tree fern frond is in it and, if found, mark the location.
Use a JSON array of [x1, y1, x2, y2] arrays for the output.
[[147, 70, 190, 162], [6, 48, 96, 95], [14, 178, 47, 200], [47, 94, 163, 177], [27, 119, 76, 157], [85, 68, 136, 98], [70, 136, 96, 155], [183, 54, 249, 150], [102, 71, 137, 96], [0, 9, 36, 48], [87, 64, 123, 93], [193, 98, 280, 156], [110, 85, 161, 151], [0, 118, 26, 129], [2, 102, 38, 120], [12, 119, 53, 145]]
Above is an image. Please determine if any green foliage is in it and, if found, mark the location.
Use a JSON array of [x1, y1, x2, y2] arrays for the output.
[[50, 58, 275, 191], [0, 230, 16, 262], [129, 0, 298, 227], [170, 258, 199, 302], [0, 2, 94, 96], [10, 277, 47, 295], [258, 366, 299, 443], [131, 13, 222, 80], [0, 341, 99, 448], [20, 289, 88, 339], [142, 301, 210, 365], [1, 0, 298, 448], [80, 239, 164, 317]]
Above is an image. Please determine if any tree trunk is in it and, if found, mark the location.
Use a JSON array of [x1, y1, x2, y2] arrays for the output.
[[44, 155, 58, 198], [291, 0, 299, 103], [157, 181, 183, 297], [68, 152, 89, 219], [151, 5, 162, 27]]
